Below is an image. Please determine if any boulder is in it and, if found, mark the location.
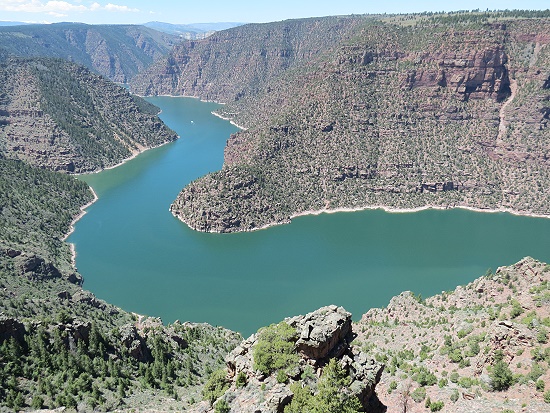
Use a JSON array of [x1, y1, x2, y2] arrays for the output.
[[119, 324, 152, 362], [289, 305, 352, 361]]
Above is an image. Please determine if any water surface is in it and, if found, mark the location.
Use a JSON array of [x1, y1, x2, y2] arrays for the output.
[[68, 97, 550, 337]]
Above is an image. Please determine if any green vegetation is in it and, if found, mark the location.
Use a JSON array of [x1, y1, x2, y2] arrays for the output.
[[284, 359, 362, 413], [0, 158, 93, 267], [410, 386, 426, 402], [214, 399, 231, 413], [203, 369, 230, 404], [253, 322, 299, 375], [430, 400, 445, 412], [490, 353, 515, 391], [235, 371, 247, 388]]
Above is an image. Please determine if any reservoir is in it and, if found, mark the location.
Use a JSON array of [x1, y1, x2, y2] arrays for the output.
[[68, 97, 550, 337]]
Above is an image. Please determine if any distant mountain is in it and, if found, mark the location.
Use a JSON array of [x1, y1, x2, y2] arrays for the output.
[[143, 21, 245, 39], [0, 21, 30, 26], [0, 23, 179, 82]]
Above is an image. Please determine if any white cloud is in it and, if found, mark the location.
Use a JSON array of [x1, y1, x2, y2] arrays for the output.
[[46, 1, 87, 12], [48, 11, 67, 17], [0, 1, 140, 14], [104, 3, 138, 13]]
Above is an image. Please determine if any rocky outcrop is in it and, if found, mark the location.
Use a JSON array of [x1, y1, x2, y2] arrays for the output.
[[72, 290, 118, 314], [17, 254, 62, 280], [0, 315, 26, 345], [402, 46, 511, 101], [202, 306, 384, 413], [290, 305, 352, 360], [120, 324, 152, 362]]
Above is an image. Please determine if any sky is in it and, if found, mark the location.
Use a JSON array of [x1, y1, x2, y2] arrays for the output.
[[0, 0, 548, 25]]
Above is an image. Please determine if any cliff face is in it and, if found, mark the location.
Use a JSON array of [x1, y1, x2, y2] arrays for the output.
[[0, 58, 177, 173], [165, 16, 550, 233], [0, 23, 179, 82]]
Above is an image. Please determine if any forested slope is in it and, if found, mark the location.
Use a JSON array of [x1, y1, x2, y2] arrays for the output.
[[0, 156, 241, 412]]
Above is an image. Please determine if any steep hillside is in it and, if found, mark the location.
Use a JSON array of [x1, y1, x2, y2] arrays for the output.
[[356, 257, 550, 413], [0, 23, 178, 82], [143, 13, 550, 232], [0, 58, 177, 173]]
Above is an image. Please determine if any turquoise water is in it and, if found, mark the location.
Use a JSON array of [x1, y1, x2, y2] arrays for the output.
[[68, 97, 550, 337]]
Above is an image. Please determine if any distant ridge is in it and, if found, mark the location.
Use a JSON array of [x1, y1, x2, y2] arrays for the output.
[[0, 23, 178, 82], [143, 21, 246, 38], [0, 21, 30, 26]]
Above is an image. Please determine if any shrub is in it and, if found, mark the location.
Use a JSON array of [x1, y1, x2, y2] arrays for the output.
[[536, 379, 545, 392], [411, 387, 426, 402], [413, 367, 437, 386], [450, 389, 459, 402], [458, 376, 478, 388], [545, 390, 550, 403], [430, 400, 444, 411], [253, 322, 298, 375], [214, 399, 230, 413], [449, 349, 463, 363], [490, 360, 514, 391], [449, 371, 459, 383], [537, 327, 548, 344], [235, 371, 247, 388], [510, 300, 523, 319], [284, 359, 361, 413], [277, 370, 288, 384], [203, 369, 229, 404]]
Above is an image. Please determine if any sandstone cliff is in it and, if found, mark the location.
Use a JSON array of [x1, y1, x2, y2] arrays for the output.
[[155, 14, 550, 232]]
